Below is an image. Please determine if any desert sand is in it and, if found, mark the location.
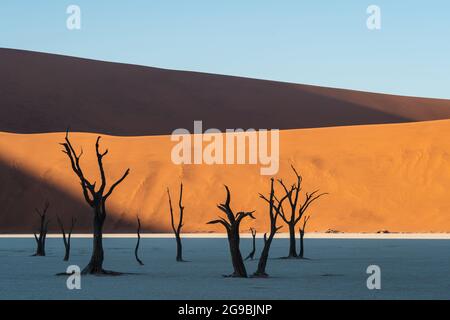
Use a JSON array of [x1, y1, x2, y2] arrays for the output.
[[1, 49, 450, 234], [1, 119, 450, 233], [3, 48, 450, 136]]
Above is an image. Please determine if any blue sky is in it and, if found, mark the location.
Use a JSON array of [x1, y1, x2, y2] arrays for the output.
[[1, 1, 449, 98]]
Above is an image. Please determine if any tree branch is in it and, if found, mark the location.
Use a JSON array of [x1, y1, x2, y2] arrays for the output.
[[103, 168, 130, 201], [296, 191, 328, 224], [167, 187, 177, 234], [96, 136, 109, 193], [207, 219, 231, 231]]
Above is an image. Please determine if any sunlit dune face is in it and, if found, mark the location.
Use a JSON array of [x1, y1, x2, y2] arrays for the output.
[[1, 119, 450, 233]]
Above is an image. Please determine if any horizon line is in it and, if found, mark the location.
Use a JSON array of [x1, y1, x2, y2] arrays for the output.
[[3, 46, 450, 101], [2, 232, 450, 240]]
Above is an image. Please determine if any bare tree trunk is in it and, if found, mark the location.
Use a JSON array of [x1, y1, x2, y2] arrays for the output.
[[82, 211, 105, 274], [287, 223, 297, 258], [299, 230, 305, 258], [168, 183, 186, 262], [254, 178, 289, 277], [254, 234, 273, 277], [277, 165, 327, 259], [57, 215, 76, 261], [208, 185, 255, 278], [175, 235, 183, 262], [33, 201, 50, 257], [135, 216, 144, 265], [228, 228, 247, 277], [34, 234, 46, 256], [244, 228, 256, 261], [63, 244, 70, 261], [61, 131, 130, 275], [298, 215, 310, 259]]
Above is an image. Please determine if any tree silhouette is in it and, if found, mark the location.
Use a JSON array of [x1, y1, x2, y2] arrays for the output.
[[135, 216, 144, 265], [167, 183, 185, 262], [61, 130, 130, 275], [278, 165, 326, 258], [244, 228, 257, 261], [254, 178, 290, 277], [33, 201, 50, 256], [207, 185, 255, 277], [56, 215, 76, 261], [299, 215, 310, 259]]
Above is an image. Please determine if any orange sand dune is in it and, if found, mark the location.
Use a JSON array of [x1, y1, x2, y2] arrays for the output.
[[1, 119, 450, 233]]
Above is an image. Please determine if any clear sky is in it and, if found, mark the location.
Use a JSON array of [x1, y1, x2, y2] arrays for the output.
[[1, 1, 449, 99]]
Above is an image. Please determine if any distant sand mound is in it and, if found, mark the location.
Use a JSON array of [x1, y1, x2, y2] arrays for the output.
[[2, 48, 450, 135]]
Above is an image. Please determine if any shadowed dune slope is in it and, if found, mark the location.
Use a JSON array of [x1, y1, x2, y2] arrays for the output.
[[0, 159, 138, 233], [1, 119, 450, 233], [2, 48, 450, 135]]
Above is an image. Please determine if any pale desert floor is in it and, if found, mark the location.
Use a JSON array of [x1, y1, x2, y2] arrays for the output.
[[1, 237, 449, 300]]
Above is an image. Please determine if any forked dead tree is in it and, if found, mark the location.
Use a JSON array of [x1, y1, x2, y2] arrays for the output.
[[244, 228, 257, 261], [278, 165, 327, 258], [57, 215, 76, 261], [33, 201, 50, 256], [207, 185, 255, 277], [299, 215, 310, 259], [135, 216, 144, 265], [254, 178, 289, 277], [167, 183, 185, 262], [61, 130, 130, 275]]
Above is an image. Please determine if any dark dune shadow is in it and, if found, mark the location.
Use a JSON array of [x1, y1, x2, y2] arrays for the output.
[[0, 158, 157, 233], [2, 48, 450, 136]]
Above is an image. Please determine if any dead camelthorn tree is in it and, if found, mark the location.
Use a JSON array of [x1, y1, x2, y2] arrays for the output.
[[135, 216, 144, 265], [278, 165, 327, 258], [207, 185, 255, 278], [167, 183, 185, 262], [244, 228, 257, 261], [254, 178, 290, 277], [33, 201, 50, 256], [56, 215, 76, 261], [299, 215, 310, 259], [61, 130, 130, 275]]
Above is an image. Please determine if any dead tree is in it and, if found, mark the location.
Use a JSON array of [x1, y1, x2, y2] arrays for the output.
[[278, 165, 326, 258], [135, 216, 144, 265], [207, 185, 255, 277], [56, 215, 76, 261], [254, 178, 290, 277], [167, 183, 185, 262], [244, 228, 257, 261], [33, 201, 50, 256], [299, 215, 310, 259], [61, 130, 130, 275]]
